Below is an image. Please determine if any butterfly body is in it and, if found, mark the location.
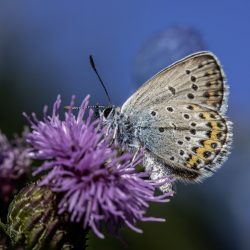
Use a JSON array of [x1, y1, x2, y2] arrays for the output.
[[105, 51, 232, 191]]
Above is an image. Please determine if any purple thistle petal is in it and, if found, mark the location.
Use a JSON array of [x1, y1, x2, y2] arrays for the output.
[[25, 95, 173, 238]]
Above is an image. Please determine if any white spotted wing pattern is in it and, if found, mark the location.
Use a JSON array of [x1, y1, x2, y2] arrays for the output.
[[109, 51, 232, 189]]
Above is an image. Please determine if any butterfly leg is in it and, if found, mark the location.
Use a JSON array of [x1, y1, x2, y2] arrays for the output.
[[113, 125, 118, 140], [131, 147, 141, 164]]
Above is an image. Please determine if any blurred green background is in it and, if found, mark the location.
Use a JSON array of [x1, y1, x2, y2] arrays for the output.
[[0, 1, 249, 249]]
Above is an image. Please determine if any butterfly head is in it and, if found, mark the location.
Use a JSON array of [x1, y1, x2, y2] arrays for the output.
[[103, 106, 114, 119], [90, 104, 118, 120]]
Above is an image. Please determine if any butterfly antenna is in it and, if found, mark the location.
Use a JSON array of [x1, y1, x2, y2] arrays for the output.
[[64, 106, 80, 110], [89, 55, 112, 104]]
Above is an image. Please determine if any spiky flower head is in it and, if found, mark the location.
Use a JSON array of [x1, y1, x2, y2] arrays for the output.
[[24, 95, 173, 238]]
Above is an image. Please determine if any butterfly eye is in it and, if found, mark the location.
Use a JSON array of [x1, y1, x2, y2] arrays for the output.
[[103, 107, 113, 118]]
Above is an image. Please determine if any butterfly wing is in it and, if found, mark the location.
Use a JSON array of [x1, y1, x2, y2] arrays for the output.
[[121, 51, 232, 181], [122, 51, 227, 115], [135, 103, 232, 181]]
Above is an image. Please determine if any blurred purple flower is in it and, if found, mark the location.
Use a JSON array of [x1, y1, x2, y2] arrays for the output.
[[24, 95, 173, 238], [0, 129, 31, 210]]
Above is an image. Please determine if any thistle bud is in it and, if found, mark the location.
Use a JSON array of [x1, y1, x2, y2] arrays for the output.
[[4, 183, 88, 249]]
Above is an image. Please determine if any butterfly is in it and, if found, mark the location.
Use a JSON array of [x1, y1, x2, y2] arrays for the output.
[[102, 51, 232, 192]]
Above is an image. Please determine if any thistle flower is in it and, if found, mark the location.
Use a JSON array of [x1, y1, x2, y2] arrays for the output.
[[24, 95, 173, 238], [0, 130, 32, 217]]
